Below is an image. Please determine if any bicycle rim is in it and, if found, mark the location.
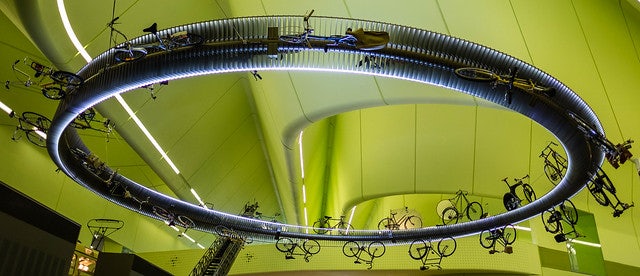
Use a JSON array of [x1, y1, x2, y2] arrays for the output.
[[408, 240, 428, 260], [454, 68, 498, 82], [342, 241, 359, 257], [465, 201, 484, 221], [561, 200, 579, 225], [404, 216, 422, 229], [276, 238, 295, 252], [303, 239, 321, 254], [26, 131, 47, 147], [479, 230, 494, 249], [441, 207, 459, 225], [543, 164, 561, 186], [502, 225, 517, 245], [50, 71, 84, 86], [368, 241, 385, 258], [42, 86, 65, 100], [523, 184, 536, 203], [114, 49, 146, 62], [588, 183, 610, 206], [541, 210, 560, 233], [438, 237, 457, 257]]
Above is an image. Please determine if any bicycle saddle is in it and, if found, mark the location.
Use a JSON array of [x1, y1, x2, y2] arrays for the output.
[[345, 28, 389, 50], [143, 23, 158, 34]]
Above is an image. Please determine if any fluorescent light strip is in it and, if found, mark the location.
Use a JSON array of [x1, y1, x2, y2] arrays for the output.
[[0, 100, 13, 116], [56, 0, 92, 62], [569, 239, 601, 248], [302, 185, 307, 204], [33, 128, 47, 139], [190, 188, 208, 208], [298, 131, 304, 179], [169, 225, 180, 232], [182, 233, 196, 243], [347, 206, 356, 233], [513, 225, 531, 232], [196, 243, 204, 249], [115, 95, 180, 174]]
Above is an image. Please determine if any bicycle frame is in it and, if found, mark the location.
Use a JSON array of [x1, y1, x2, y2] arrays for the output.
[[539, 142, 567, 185], [409, 237, 456, 270], [480, 225, 516, 254], [313, 215, 352, 234], [276, 238, 320, 262], [440, 190, 484, 225], [378, 207, 422, 230], [343, 241, 385, 270], [587, 166, 634, 217], [501, 175, 536, 211]]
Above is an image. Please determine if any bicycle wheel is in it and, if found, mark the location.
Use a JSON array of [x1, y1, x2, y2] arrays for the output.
[[454, 67, 498, 82], [50, 70, 84, 86], [543, 163, 562, 185], [522, 184, 536, 203], [541, 209, 560, 234], [441, 207, 459, 225], [502, 225, 517, 245], [172, 33, 203, 47], [342, 241, 360, 257], [280, 35, 305, 44], [465, 201, 484, 221], [404, 216, 422, 229], [378, 218, 395, 230], [42, 86, 65, 100], [336, 221, 354, 235], [560, 199, 579, 225], [437, 237, 457, 257], [408, 240, 428, 260], [114, 48, 146, 62], [479, 230, 495, 249], [177, 215, 195, 229], [587, 182, 610, 206], [502, 193, 520, 211], [303, 239, 321, 255], [275, 238, 295, 253], [312, 220, 329, 234], [596, 172, 616, 194], [25, 131, 47, 147], [152, 205, 172, 221], [368, 241, 386, 258], [21, 112, 52, 131]]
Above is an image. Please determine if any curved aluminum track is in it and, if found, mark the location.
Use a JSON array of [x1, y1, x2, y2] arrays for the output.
[[47, 15, 604, 242]]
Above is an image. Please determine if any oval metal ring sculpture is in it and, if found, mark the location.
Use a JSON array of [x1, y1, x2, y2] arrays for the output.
[[47, 15, 604, 242]]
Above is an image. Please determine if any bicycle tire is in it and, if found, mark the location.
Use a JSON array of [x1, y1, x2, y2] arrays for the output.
[[342, 241, 360, 257], [336, 221, 354, 235], [596, 172, 616, 194], [454, 67, 498, 82], [377, 217, 395, 230], [172, 33, 204, 47], [50, 70, 84, 86], [275, 238, 295, 253], [408, 240, 428, 260], [543, 163, 562, 186], [522, 184, 536, 203], [465, 201, 484, 221], [303, 239, 321, 255], [114, 48, 147, 62], [541, 209, 560, 234], [25, 131, 47, 147], [502, 225, 517, 245], [42, 86, 65, 100], [587, 182, 610, 206], [441, 207, 459, 225], [561, 200, 579, 225], [502, 193, 520, 211], [404, 216, 422, 229], [152, 205, 172, 221], [437, 237, 457, 257], [479, 230, 495, 249], [21, 112, 52, 131], [177, 215, 195, 229], [280, 35, 305, 44], [368, 241, 385, 258], [312, 220, 329, 234]]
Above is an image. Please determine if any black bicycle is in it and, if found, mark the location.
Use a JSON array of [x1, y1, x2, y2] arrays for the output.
[[275, 238, 321, 262], [437, 190, 485, 225], [342, 241, 386, 270], [454, 67, 555, 105], [408, 237, 456, 270], [280, 10, 389, 52], [70, 108, 113, 135], [501, 175, 536, 211], [313, 215, 353, 234], [541, 199, 581, 242], [152, 205, 196, 235], [480, 224, 516, 254], [108, 17, 204, 63], [568, 111, 633, 169], [11, 111, 51, 148], [539, 141, 567, 185], [378, 207, 422, 230], [6, 57, 83, 100], [587, 166, 634, 217]]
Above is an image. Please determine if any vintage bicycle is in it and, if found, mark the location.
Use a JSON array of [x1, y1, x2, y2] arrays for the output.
[[279, 10, 390, 52], [541, 199, 581, 242], [408, 237, 456, 270], [454, 67, 555, 105], [587, 166, 634, 217], [275, 238, 321, 262], [5, 57, 83, 100], [11, 111, 50, 148], [539, 141, 568, 185], [378, 207, 422, 230], [152, 205, 196, 235], [568, 111, 633, 169], [312, 215, 353, 234], [480, 224, 516, 254], [501, 175, 536, 211], [108, 17, 204, 63], [342, 241, 386, 269], [437, 190, 485, 225]]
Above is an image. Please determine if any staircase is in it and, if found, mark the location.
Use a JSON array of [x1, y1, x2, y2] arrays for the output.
[[189, 237, 244, 276]]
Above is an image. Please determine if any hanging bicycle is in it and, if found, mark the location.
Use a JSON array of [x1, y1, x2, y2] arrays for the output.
[[312, 215, 353, 234], [479, 224, 516, 254], [408, 237, 456, 270], [378, 207, 422, 230], [5, 57, 83, 100], [568, 111, 633, 169], [587, 166, 634, 217], [152, 205, 196, 235], [11, 111, 51, 148], [541, 199, 581, 242], [539, 141, 568, 185], [501, 175, 536, 211], [275, 238, 321, 262], [437, 190, 485, 225], [342, 241, 386, 269]]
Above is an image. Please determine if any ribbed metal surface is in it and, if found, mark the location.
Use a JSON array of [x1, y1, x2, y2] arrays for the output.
[[48, 15, 604, 242]]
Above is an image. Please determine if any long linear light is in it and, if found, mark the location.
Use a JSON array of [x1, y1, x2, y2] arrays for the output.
[[116, 95, 180, 174], [56, 0, 92, 62], [569, 239, 601, 248], [190, 188, 208, 209], [0, 100, 13, 116]]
